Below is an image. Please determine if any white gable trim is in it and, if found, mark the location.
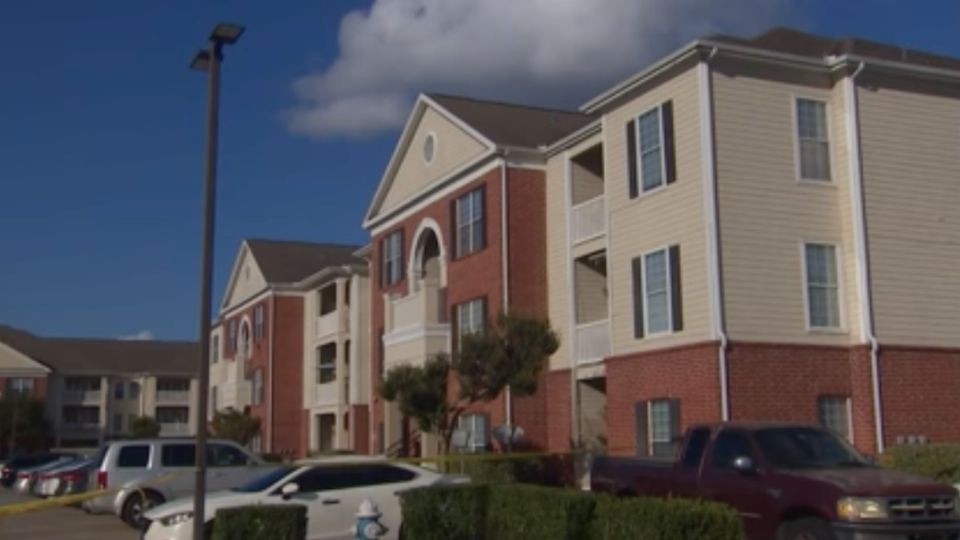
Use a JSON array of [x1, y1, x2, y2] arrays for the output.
[[363, 94, 497, 228], [220, 240, 253, 311], [0, 341, 51, 376]]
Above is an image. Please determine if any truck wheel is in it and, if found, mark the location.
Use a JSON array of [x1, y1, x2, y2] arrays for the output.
[[777, 518, 834, 540], [121, 491, 165, 530]]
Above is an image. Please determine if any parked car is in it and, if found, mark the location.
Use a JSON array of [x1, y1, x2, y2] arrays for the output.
[[13, 455, 81, 495], [143, 456, 469, 540], [591, 422, 960, 540], [1, 452, 75, 488], [82, 438, 275, 529], [36, 457, 96, 497]]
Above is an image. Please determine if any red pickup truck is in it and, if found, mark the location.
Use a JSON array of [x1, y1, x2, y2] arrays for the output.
[[591, 422, 960, 540]]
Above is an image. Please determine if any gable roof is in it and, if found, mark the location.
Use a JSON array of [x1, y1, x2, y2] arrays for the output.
[[245, 239, 364, 285], [427, 93, 595, 150], [0, 325, 199, 376]]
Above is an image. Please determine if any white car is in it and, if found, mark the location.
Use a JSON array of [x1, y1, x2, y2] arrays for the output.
[[143, 456, 467, 540]]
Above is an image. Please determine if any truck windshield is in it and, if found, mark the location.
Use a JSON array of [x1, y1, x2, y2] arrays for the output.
[[231, 466, 296, 493], [754, 427, 869, 469]]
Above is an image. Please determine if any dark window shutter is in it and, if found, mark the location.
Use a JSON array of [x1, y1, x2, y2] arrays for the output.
[[379, 238, 386, 288], [662, 101, 677, 184], [450, 198, 458, 259], [450, 304, 459, 353], [632, 256, 645, 338], [478, 185, 487, 251], [669, 398, 682, 441], [669, 245, 683, 332], [480, 296, 489, 334], [398, 230, 406, 281], [626, 119, 638, 199], [634, 401, 649, 457]]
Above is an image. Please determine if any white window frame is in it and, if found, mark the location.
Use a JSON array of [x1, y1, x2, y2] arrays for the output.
[[634, 105, 668, 195], [6, 377, 34, 396], [457, 298, 485, 341], [456, 413, 488, 453], [382, 231, 403, 286], [641, 246, 674, 337], [818, 395, 854, 444], [211, 334, 219, 364], [423, 131, 437, 166], [648, 399, 673, 456], [251, 369, 263, 406], [316, 345, 337, 384], [792, 96, 833, 183], [254, 304, 264, 342], [455, 188, 484, 257], [801, 242, 845, 332]]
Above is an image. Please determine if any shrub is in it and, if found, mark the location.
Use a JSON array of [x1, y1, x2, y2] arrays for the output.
[[458, 454, 577, 487], [485, 484, 595, 540], [881, 444, 960, 484], [400, 484, 489, 540], [211, 505, 307, 540], [589, 494, 742, 540]]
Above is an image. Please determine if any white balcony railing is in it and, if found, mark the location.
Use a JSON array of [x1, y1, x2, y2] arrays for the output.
[[63, 390, 101, 403], [575, 319, 611, 364], [61, 422, 100, 433], [387, 282, 445, 332], [157, 390, 190, 403], [159, 423, 189, 436], [571, 196, 606, 244], [315, 310, 343, 338]]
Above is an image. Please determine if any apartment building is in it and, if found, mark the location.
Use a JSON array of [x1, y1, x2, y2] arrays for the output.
[[541, 27, 960, 456], [0, 325, 198, 448], [363, 94, 593, 456], [211, 238, 368, 457]]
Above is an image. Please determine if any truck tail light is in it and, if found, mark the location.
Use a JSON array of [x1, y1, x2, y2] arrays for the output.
[[97, 470, 107, 489]]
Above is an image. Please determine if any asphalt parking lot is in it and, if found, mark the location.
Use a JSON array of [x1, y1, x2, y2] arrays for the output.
[[0, 489, 135, 540]]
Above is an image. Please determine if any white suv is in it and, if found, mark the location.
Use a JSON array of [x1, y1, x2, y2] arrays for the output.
[[82, 438, 276, 529], [144, 456, 469, 540]]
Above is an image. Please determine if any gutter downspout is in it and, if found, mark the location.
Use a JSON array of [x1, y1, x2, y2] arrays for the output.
[[500, 156, 514, 435], [843, 61, 884, 453], [698, 47, 730, 421]]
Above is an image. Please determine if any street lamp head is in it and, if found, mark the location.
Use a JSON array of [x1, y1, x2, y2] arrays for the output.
[[190, 50, 211, 71], [210, 22, 245, 44]]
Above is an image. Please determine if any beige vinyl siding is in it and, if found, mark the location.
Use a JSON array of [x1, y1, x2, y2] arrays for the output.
[[713, 61, 857, 345], [378, 107, 488, 214], [605, 66, 711, 353], [858, 75, 960, 348], [224, 248, 268, 310]]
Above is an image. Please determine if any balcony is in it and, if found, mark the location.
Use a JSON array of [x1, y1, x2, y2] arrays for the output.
[[575, 320, 610, 365], [159, 423, 190, 436], [157, 390, 190, 404], [386, 282, 446, 332], [63, 390, 101, 404], [571, 196, 606, 244], [315, 310, 345, 339]]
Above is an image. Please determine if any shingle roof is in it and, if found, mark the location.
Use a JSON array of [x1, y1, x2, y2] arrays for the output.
[[245, 239, 364, 285], [0, 325, 199, 376], [709, 27, 960, 72], [427, 93, 596, 149]]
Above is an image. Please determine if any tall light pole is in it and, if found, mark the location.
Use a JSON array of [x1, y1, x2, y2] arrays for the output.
[[189, 22, 243, 540]]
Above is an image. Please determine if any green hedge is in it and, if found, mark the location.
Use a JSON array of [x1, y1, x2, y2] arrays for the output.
[[400, 484, 488, 540], [458, 454, 577, 487], [211, 505, 307, 540], [401, 484, 741, 540], [881, 444, 960, 484]]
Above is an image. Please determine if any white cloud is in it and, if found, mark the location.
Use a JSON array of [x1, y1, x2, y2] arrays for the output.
[[120, 330, 155, 341], [286, 0, 789, 138]]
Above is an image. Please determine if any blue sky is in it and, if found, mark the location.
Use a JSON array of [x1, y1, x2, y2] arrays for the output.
[[1, 0, 957, 340]]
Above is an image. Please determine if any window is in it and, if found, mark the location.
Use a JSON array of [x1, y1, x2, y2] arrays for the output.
[[228, 319, 238, 351], [157, 378, 190, 392], [209, 444, 249, 467], [711, 430, 754, 469], [682, 428, 711, 469], [627, 101, 675, 197], [210, 386, 218, 416], [254, 304, 265, 342], [804, 243, 841, 329], [252, 369, 264, 405], [117, 445, 150, 468], [381, 230, 404, 287], [456, 298, 485, 342], [114, 381, 124, 400], [316, 345, 336, 384], [5, 378, 34, 396], [156, 406, 189, 425], [319, 285, 337, 316], [239, 322, 251, 359], [795, 98, 831, 181], [129, 381, 140, 400], [211, 334, 219, 363], [65, 376, 100, 392], [161, 444, 196, 467], [454, 414, 488, 453], [818, 395, 852, 442], [454, 188, 485, 257], [113, 413, 123, 432], [632, 246, 682, 338], [634, 399, 680, 458], [423, 133, 436, 164]]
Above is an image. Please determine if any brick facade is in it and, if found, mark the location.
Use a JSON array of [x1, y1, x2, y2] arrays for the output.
[[0, 376, 47, 400], [879, 345, 960, 448]]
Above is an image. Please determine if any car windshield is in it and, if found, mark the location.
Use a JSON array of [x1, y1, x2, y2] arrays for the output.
[[755, 427, 870, 469], [231, 466, 296, 493]]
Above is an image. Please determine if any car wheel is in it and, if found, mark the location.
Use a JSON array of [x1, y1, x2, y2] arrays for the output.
[[121, 491, 165, 530], [777, 517, 835, 540]]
